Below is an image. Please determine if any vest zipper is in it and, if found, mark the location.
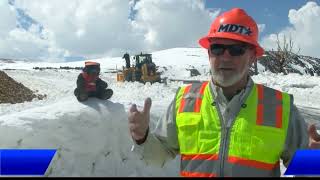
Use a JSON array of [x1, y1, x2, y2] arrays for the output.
[[222, 110, 242, 176], [215, 103, 226, 177], [216, 106, 235, 177], [220, 127, 229, 177]]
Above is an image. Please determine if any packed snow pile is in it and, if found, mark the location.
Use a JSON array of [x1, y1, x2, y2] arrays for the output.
[[0, 95, 179, 177], [0, 69, 180, 177], [0, 70, 45, 104]]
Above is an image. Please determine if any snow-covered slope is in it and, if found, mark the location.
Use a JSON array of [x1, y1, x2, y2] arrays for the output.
[[0, 47, 319, 177]]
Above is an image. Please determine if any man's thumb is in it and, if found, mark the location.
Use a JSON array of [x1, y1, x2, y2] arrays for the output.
[[143, 98, 152, 114], [308, 124, 320, 141]]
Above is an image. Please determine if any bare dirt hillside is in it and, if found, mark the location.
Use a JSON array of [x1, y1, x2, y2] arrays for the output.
[[0, 70, 45, 104]]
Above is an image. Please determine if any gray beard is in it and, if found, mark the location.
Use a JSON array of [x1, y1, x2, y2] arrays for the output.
[[211, 68, 248, 87]]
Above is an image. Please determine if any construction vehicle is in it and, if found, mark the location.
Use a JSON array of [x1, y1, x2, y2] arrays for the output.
[[117, 53, 162, 84]]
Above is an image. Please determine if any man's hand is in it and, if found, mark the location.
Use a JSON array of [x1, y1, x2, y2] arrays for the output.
[[128, 98, 152, 144], [308, 123, 320, 149]]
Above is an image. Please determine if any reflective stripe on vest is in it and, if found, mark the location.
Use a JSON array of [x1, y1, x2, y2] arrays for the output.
[[179, 82, 208, 113], [256, 84, 283, 128], [82, 73, 97, 92], [175, 82, 291, 177], [180, 154, 219, 177]]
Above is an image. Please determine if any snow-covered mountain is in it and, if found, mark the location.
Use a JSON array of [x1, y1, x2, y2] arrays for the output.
[[0, 48, 319, 177]]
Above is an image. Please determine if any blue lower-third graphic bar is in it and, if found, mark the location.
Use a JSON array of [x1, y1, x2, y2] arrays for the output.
[[285, 150, 320, 175], [0, 149, 56, 176]]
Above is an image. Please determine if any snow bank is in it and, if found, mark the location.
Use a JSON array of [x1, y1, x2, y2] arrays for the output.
[[0, 96, 179, 177]]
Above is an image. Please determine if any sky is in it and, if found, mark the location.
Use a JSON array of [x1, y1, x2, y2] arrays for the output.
[[0, 0, 320, 62], [205, 0, 313, 37]]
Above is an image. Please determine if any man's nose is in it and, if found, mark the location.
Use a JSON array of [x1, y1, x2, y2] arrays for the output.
[[219, 49, 233, 62]]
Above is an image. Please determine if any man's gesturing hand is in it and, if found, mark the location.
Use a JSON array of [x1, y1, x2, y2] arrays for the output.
[[129, 98, 152, 143]]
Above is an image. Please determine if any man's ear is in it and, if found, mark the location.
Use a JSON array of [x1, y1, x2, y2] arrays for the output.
[[251, 56, 257, 64], [249, 50, 257, 64]]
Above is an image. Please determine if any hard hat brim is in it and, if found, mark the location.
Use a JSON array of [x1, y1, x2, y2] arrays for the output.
[[199, 33, 264, 58], [85, 61, 100, 66]]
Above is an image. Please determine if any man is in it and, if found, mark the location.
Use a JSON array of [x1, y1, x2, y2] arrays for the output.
[[74, 61, 113, 102], [147, 61, 156, 76], [128, 8, 320, 177], [123, 53, 131, 69]]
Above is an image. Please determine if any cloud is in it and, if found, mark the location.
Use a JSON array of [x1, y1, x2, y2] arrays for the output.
[[131, 0, 217, 51], [1, 0, 217, 61], [14, 0, 133, 59], [261, 1, 320, 58], [0, 2, 16, 35], [5, 27, 68, 61], [0, 2, 67, 61]]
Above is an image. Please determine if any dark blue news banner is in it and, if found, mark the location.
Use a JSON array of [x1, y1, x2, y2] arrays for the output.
[[285, 150, 320, 176], [0, 149, 319, 176], [0, 149, 56, 176]]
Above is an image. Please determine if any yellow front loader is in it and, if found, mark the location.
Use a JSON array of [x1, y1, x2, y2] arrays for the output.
[[117, 53, 161, 84]]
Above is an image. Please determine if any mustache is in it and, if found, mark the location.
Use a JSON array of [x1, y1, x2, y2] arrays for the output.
[[218, 66, 235, 69], [217, 62, 235, 69]]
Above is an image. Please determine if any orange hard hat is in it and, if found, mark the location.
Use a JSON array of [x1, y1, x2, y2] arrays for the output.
[[85, 61, 100, 67], [199, 8, 264, 57], [84, 61, 100, 74]]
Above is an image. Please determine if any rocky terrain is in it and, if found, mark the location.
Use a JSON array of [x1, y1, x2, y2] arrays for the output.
[[0, 70, 46, 104]]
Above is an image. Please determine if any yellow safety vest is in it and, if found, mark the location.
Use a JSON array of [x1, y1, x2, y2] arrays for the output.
[[175, 82, 291, 177]]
